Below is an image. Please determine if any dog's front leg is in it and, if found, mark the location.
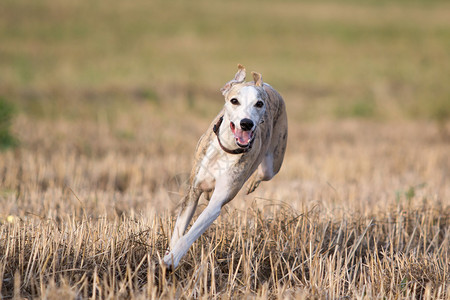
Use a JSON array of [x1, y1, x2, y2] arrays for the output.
[[163, 179, 236, 269], [169, 188, 202, 251]]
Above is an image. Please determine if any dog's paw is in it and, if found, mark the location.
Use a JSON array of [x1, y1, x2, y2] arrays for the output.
[[163, 253, 177, 271], [162, 261, 173, 272], [247, 179, 261, 194]]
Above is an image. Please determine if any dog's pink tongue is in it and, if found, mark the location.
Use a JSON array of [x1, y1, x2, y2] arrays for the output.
[[234, 128, 251, 145]]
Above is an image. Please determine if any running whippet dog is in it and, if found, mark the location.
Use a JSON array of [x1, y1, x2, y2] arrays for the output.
[[163, 64, 288, 268]]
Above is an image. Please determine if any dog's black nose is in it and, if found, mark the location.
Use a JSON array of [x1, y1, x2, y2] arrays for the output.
[[240, 118, 254, 131]]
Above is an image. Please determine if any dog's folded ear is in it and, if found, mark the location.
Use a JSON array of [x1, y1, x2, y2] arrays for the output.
[[221, 64, 246, 96], [252, 71, 263, 87]]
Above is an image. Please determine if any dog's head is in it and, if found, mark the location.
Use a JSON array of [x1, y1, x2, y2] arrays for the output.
[[220, 64, 267, 148]]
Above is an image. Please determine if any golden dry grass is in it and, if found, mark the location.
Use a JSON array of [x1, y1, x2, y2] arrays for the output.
[[0, 105, 448, 298], [1, 0, 450, 298]]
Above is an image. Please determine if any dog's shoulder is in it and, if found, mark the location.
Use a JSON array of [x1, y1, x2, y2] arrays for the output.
[[193, 111, 224, 158], [263, 84, 284, 104], [262, 83, 286, 121]]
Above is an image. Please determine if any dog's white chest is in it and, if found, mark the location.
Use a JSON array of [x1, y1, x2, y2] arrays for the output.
[[193, 140, 241, 190]]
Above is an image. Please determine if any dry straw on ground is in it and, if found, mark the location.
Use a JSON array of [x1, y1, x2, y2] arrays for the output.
[[0, 113, 448, 299], [1, 1, 449, 297]]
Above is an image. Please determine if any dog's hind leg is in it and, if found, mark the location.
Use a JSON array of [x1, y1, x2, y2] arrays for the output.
[[247, 153, 275, 194], [168, 187, 202, 251]]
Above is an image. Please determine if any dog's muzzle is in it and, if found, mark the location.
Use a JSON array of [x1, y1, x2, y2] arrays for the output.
[[230, 120, 255, 148], [213, 116, 255, 154]]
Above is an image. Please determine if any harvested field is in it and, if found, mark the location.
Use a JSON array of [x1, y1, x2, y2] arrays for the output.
[[1, 0, 449, 298], [1, 115, 448, 298]]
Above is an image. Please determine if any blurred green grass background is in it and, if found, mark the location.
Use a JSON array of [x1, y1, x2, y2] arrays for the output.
[[1, 0, 449, 121]]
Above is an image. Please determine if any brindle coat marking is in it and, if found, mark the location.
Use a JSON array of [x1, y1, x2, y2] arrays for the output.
[[163, 65, 288, 268]]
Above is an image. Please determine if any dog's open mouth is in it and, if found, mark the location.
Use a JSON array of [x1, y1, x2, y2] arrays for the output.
[[230, 122, 254, 148]]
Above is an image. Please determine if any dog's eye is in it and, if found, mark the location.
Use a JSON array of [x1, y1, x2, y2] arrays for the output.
[[230, 98, 240, 105], [255, 101, 264, 108]]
